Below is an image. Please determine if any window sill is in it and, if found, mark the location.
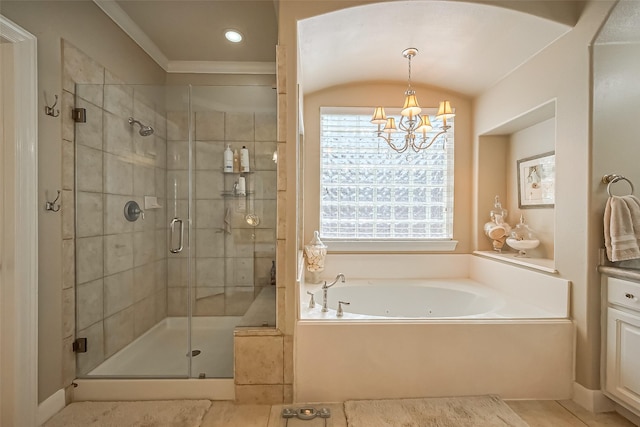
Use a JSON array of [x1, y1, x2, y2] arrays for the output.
[[322, 240, 458, 253]]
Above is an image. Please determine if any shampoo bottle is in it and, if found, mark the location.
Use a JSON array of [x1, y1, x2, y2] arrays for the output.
[[233, 149, 240, 173], [223, 145, 233, 173], [240, 146, 250, 172]]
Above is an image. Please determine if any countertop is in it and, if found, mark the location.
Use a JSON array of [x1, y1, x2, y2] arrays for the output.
[[599, 265, 640, 283]]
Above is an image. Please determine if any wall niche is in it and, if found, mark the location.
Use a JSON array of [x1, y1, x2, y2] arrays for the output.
[[475, 100, 556, 273]]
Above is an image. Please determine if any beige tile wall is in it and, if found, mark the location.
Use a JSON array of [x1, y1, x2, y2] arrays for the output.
[[62, 41, 168, 376], [63, 40, 280, 391], [234, 45, 292, 404], [166, 107, 277, 318]]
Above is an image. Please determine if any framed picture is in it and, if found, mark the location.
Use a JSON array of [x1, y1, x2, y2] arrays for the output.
[[517, 151, 555, 208]]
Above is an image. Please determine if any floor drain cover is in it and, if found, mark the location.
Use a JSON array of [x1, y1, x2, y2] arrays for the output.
[[282, 407, 331, 420]]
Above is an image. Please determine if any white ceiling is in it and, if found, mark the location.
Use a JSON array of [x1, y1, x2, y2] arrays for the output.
[[297, 1, 572, 96], [96, 0, 278, 73], [97, 0, 580, 97], [595, 0, 640, 44], [115, 0, 277, 62]]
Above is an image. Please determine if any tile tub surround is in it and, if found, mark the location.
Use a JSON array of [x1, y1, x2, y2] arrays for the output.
[[233, 328, 290, 404], [301, 279, 561, 321], [296, 254, 573, 402], [314, 253, 570, 317], [296, 319, 574, 402]]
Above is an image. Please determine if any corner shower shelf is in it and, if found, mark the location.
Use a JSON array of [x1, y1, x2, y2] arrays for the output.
[[473, 250, 557, 274], [222, 170, 254, 176], [221, 191, 254, 198]]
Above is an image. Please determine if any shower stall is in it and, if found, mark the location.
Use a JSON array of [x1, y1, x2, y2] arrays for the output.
[[72, 83, 277, 380]]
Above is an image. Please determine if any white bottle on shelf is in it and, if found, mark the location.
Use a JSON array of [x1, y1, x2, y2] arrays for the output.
[[223, 145, 233, 173], [236, 176, 246, 196], [240, 146, 250, 172]]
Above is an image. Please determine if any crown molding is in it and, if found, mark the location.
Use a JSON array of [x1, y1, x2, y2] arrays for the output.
[[93, 0, 170, 70], [167, 61, 276, 75], [93, 0, 276, 75]]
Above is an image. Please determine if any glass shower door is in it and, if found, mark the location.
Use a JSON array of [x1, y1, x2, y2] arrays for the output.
[[74, 83, 191, 378], [185, 84, 278, 379], [73, 82, 277, 380]]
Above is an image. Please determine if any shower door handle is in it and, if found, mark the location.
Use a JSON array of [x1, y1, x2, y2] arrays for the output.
[[169, 217, 184, 254]]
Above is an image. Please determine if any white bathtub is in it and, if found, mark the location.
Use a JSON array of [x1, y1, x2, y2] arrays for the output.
[[295, 254, 575, 403], [305, 278, 556, 320]]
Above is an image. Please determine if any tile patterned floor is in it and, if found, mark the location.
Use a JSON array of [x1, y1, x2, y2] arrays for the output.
[[199, 400, 639, 427]]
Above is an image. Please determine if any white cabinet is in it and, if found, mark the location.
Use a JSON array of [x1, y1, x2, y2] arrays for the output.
[[603, 277, 640, 415]]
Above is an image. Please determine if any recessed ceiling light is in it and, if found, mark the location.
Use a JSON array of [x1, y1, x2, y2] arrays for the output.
[[225, 30, 243, 43]]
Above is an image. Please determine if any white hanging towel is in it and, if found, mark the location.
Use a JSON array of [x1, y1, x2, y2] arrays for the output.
[[604, 195, 640, 261]]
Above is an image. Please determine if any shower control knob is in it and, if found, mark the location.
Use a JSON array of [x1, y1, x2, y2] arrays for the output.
[[124, 200, 144, 222]]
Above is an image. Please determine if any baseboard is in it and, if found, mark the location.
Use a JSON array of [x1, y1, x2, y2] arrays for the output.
[[37, 389, 66, 426], [615, 403, 640, 425], [572, 382, 615, 413], [72, 379, 235, 401]]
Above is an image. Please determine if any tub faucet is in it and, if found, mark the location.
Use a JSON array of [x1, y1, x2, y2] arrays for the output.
[[321, 273, 345, 312]]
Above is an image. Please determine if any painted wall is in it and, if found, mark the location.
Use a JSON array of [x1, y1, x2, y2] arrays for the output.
[[1, 0, 165, 403], [592, 42, 640, 270], [476, 118, 556, 258], [476, 134, 509, 251], [474, 1, 615, 389], [0, 0, 622, 406], [281, 0, 616, 395], [302, 83, 472, 252], [506, 118, 555, 259], [0, 42, 17, 427]]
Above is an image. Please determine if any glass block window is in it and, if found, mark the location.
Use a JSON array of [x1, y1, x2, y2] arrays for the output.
[[319, 107, 454, 240]]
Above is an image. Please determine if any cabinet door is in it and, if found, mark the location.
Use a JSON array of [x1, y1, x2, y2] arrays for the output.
[[606, 307, 640, 410]]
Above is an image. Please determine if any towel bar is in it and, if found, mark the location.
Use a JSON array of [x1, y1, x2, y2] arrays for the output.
[[603, 174, 634, 197]]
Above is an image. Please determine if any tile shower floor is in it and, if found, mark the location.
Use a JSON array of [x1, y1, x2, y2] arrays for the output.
[[89, 316, 242, 378]]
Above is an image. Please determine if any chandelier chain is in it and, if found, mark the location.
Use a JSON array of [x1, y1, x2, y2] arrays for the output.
[[407, 54, 412, 91]]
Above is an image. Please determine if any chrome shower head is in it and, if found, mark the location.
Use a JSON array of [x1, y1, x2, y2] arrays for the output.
[[128, 117, 154, 136]]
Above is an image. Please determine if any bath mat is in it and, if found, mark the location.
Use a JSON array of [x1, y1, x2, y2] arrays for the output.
[[344, 395, 528, 427], [42, 399, 211, 427]]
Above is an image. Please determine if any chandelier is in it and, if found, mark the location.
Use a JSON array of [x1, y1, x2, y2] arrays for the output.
[[371, 48, 455, 153]]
